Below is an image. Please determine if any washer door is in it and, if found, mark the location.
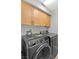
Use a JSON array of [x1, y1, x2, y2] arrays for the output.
[[32, 43, 51, 59]]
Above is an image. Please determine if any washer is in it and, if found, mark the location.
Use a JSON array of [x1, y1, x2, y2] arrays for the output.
[[21, 32, 51, 59]]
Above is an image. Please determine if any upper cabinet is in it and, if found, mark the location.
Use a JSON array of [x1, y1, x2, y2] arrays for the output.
[[21, 2, 51, 27], [21, 2, 32, 25], [32, 8, 42, 26], [32, 8, 50, 27]]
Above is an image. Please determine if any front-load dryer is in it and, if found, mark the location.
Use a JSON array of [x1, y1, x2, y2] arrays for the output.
[[39, 31, 58, 59]]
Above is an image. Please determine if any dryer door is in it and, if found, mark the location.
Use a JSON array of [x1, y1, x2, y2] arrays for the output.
[[32, 43, 51, 59]]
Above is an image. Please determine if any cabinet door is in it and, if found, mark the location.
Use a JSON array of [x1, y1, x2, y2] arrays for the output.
[[39, 11, 50, 27], [32, 8, 50, 27], [43, 13, 50, 27], [32, 8, 41, 26], [21, 2, 32, 25]]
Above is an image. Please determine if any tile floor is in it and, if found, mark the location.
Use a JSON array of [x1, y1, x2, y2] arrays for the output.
[[55, 55, 58, 59]]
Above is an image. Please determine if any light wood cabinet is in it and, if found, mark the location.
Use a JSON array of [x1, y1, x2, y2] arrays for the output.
[[42, 13, 50, 26], [21, 2, 32, 25], [21, 2, 50, 27], [32, 8, 41, 26], [32, 8, 50, 27]]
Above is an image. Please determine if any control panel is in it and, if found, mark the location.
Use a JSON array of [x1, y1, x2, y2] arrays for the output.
[[28, 37, 50, 47]]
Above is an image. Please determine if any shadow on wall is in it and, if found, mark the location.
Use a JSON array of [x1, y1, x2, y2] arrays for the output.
[[49, 8, 58, 34]]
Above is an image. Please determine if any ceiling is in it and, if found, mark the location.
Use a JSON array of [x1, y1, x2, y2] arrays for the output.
[[40, 0, 58, 12], [23, 0, 57, 14]]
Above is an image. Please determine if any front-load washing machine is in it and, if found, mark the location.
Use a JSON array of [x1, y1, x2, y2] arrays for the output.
[[21, 32, 51, 59]]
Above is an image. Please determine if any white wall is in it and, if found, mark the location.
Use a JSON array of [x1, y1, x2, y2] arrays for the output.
[[21, 25, 48, 35], [49, 8, 58, 34]]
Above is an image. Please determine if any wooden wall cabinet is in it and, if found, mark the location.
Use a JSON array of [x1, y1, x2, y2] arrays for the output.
[[32, 8, 50, 27], [21, 2, 32, 25], [21, 2, 50, 27], [32, 8, 42, 26]]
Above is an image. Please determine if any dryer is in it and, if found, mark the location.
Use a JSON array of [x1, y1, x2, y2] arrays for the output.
[[40, 31, 58, 59], [48, 33, 58, 59]]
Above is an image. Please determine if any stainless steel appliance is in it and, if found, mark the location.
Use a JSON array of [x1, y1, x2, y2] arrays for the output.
[[48, 33, 58, 59], [40, 31, 58, 59], [21, 31, 51, 59]]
